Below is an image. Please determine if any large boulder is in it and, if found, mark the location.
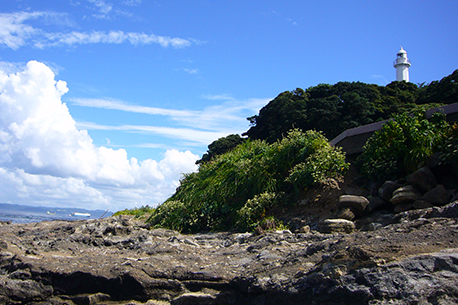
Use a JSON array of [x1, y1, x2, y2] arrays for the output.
[[366, 196, 390, 213], [406, 166, 437, 193], [338, 195, 369, 216], [378, 181, 401, 202], [421, 184, 451, 206], [318, 219, 355, 234], [390, 185, 421, 205]]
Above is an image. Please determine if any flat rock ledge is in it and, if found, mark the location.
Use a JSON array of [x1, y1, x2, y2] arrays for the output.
[[2, 202, 458, 304]]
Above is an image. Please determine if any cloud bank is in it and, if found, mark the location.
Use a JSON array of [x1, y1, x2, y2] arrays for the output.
[[0, 61, 198, 211]]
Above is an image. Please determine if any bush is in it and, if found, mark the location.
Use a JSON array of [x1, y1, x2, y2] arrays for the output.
[[113, 205, 154, 218], [147, 129, 348, 233], [236, 192, 280, 232], [357, 111, 449, 181], [438, 122, 458, 171]]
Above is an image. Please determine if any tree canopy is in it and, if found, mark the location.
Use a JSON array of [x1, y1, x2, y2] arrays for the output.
[[243, 71, 458, 143]]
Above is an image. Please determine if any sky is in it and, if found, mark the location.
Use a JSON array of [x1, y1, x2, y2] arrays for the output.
[[0, 0, 457, 212]]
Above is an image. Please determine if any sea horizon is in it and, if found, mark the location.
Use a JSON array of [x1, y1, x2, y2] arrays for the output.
[[0, 202, 113, 224]]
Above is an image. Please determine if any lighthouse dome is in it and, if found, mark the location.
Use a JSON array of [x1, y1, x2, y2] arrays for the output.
[[397, 47, 407, 55]]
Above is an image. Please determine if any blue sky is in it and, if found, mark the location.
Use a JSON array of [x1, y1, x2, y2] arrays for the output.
[[0, 0, 457, 211]]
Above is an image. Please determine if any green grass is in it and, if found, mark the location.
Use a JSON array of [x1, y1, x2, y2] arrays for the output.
[[147, 129, 349, 233]]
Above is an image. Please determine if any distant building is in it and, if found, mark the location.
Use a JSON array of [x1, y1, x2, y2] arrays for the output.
[[393, 47, 411, 82]]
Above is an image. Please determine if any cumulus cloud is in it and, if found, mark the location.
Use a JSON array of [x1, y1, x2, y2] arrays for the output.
[[0, 61, 198, 210], [0, 11, 193, 49]]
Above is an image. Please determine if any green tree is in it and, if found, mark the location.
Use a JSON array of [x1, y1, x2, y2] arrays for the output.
[[196, 134, 246, 164]]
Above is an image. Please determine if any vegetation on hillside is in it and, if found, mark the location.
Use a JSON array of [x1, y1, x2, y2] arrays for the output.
[[244, 71, 457, 144], [147, 130, 348, 232], [357, 111, 452, 181], [113, 206, 154, 219], [118, 69, 458, 232]]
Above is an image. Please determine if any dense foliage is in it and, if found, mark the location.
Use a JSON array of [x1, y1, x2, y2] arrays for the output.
[[196, 134, 246, 164], [357, 111, 452, 181], [244, 70, 458, 143], [148, 130, 348, 233], [113, 205, 155, 218]]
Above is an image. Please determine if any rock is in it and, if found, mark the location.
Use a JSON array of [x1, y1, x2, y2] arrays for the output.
[[70, 292, 111, 305], [367, 222, 382, 231], [338, 195, 369, 216], [1, 212, 458, 304], [171, 292, 216, 305], [318, 219, 355, 234], [366, 196, 389, 213], [337, 207, 355, 220], [394, 203, 413, 213], [390, 185, 421, 205], [378, 181, 401, 202], [332, 251, 458, 304], [421, 184, 451, 206], [299, 226, 310, 234], [429, 201, 458, 218], [0, 277, 53, 303], [406, 166, 437, 193], [413, 200, 433, 210]]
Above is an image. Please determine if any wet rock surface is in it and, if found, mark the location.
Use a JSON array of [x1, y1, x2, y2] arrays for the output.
[[1, 202, 458, 304]]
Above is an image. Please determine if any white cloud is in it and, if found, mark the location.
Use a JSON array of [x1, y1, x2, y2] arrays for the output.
[[123, 0, 142, 6], [41, 31, 192, 48], [71, 98, 198, 117], [0, 12, 42, 50], [88, 0, 113, 18], [71, 96, 270, 136], [0, 11, 193, 49], [0, 61, 199, 210]]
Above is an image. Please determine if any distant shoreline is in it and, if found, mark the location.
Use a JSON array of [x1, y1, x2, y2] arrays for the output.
[[0, 202, 112, 224]]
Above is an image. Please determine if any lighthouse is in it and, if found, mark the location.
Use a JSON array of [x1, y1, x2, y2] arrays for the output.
[[393, 47, 411, 82]]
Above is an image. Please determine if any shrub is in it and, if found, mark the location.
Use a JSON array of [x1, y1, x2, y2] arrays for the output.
[[236, 192, 280, 232], [357, 111, 449, 181], [438, 122, 458, 171], [147, 129, 348, 233], [113, 205, 154, 218]]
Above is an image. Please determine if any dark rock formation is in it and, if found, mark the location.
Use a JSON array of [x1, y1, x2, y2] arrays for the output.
[[1, 203, 458, 304]]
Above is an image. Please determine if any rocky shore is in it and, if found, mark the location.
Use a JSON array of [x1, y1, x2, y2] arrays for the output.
[[1, 199, 458, 304]]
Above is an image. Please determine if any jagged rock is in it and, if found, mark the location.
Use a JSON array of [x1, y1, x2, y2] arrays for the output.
[[338, 195, 369, 216], [1, 212, 458, 304], [0, 276, 53, 303], [378, 181, 401, 202], [328, 251, 458, 304], [390, 185, 421, 205], [318, 219, 355, 234], [421, 184, 451, 206], [407, 166, 437, 193], [337, 207, 355, 220]]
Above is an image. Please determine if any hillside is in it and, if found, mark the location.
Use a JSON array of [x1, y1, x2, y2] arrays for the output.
[[148, 70, 458, 235]]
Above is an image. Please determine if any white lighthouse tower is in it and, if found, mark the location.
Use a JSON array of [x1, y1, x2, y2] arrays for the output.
[[393, 47, 411, 82]]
